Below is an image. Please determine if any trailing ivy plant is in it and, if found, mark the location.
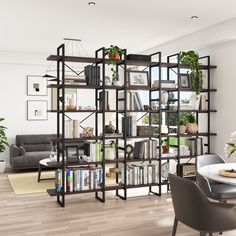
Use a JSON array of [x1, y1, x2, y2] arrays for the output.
[[105, 45, 124, 84], [0, 118, 8, 153], [179, 50, 203, 94]]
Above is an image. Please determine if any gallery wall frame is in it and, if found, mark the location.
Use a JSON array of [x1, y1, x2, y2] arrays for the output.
[[27, 100, 48, 120], [27, 75, 48, 96]]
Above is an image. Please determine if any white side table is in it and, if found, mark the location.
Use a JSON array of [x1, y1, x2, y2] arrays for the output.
[[38, 158, 55, 182]]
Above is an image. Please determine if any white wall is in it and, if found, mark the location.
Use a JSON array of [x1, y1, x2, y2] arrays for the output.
[[0, 51, 116, 168]]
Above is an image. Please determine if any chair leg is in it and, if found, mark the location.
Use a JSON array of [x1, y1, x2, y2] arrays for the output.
[[172, 217, 178, 236], [200, 231, 206, 236]]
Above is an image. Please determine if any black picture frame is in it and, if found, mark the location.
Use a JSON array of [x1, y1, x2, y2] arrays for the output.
[[179, 73, 191, 89], [127, 70, 149, 86]]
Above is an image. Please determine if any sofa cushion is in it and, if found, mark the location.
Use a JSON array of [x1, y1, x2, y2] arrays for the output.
[[16, 134, 56, 152], [19, 146, 26, 155], [12, 151, 51, 169]]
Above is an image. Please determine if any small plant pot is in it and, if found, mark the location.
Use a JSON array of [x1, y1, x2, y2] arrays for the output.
[[109, 53, 120, 60], [162, 145, 169, 154], [186, 123, 198, 134], [0, 160, 5, 173], [177, 125, 186, 134]]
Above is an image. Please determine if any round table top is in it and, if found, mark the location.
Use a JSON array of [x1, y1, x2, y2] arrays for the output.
[[39, 158, 52, 167], [198, 163, 236, 185]]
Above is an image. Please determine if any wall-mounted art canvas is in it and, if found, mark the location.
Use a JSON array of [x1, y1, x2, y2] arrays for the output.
[[27, 75, 47, 96], [27, 100, 48, 120]]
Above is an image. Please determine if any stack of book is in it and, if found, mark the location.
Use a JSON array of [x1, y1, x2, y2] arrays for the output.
[[55, 167, 103, 192], [65, 120, 80, 138], [84, 141, 102, 162], [152, 80, 176, 89], [84, 65, 100, 86], [122, 116, 137, 136], [120, 163, 159, 185], [133, 139, 158, 159], [64, 75, 86, 85], [118, 91, 143, 110]]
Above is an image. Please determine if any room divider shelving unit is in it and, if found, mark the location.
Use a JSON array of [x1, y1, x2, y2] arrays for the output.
[[46, 44, 217, 207]]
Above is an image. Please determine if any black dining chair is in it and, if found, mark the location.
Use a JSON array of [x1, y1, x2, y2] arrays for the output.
[[169, 173, 236, 236], [196, 154, 236, 201]]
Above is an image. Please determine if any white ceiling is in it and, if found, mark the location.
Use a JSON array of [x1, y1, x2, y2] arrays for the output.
[[1, 0, 236, 56]]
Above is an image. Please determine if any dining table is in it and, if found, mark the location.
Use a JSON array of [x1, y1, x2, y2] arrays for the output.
[[198, 163, 236, 185]]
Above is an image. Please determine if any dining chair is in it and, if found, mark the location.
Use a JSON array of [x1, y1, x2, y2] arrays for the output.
[[169, 173, 236, 236], [196, 154, 236, 201]]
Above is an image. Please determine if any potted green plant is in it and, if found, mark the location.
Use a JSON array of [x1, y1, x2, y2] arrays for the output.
[[185, 112, 198, 134], [0, 118, 8, 173], [178, 116, 186, 134], [105, 45, 124, 85], [161, 139, 169, 154], [179, 50, 203, 94]]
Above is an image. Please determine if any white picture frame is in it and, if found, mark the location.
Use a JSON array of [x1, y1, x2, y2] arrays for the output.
[[27, 100, 48, 120], [27, 75, 47, 96]]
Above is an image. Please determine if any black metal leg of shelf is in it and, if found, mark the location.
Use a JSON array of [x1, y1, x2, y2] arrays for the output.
[[95, 193, 105, 203], [57, 195, 65, 207], [117, 192, 126, 200], [149, 186, 160, 196]]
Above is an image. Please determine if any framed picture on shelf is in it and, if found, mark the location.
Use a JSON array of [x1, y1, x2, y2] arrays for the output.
[[127, 70, 148, 86], [179, 73, 191, 89], [27, 100, 48, 120], [51, 88, 77, 110], [27, 75, 47, 96]]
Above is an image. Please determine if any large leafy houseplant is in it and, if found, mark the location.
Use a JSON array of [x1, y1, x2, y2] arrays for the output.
[[179, 50, 203, 94], [0, 118, 8, 154], [105, 45, 124, 85]]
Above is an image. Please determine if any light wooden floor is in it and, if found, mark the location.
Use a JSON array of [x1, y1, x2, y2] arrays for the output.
[[1, 173, 236, 236]]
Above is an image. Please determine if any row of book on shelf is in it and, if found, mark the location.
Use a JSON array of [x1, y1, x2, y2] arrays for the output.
[[55, 167, 103, 192], [121, 163, 160, 185]]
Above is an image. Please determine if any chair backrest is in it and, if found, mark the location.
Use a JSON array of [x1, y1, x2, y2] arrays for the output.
[[169, 174, 210, 230], [196, 154, 225, 169], [196, 154, 225, 187]]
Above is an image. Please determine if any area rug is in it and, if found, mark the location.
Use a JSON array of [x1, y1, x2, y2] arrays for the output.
[[7, 171, 54, 195]]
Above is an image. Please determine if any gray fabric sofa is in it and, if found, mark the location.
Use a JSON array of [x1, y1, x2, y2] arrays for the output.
[[10, 134, 56, 170]]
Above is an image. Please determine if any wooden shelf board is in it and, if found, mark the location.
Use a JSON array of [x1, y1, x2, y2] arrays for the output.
[[47, 55, 216, 69]]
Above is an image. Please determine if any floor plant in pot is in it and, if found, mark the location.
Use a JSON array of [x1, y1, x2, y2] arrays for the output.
[[0, 118, 8, 173], [179, 50, 203, 94], [185, 113, 198, 134], [105, 45, 124, 85]]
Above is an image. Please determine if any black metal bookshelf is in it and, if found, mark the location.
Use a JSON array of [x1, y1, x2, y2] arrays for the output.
[[46, 44, 217, 207]]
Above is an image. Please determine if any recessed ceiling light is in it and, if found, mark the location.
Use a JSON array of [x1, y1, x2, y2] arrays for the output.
[[88, 2, 96, 6], [191, 15, 198, 20]]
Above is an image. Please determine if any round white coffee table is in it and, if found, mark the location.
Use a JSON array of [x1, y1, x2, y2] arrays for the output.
[[198, 163, 236, 185], [38, 158, 55, 182]]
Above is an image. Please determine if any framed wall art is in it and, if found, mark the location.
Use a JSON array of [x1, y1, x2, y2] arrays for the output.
[[179, 73, 191, 89], [127, 70, 148, 86], [27, 75, 47, 96], [27, 100, 48, 120]]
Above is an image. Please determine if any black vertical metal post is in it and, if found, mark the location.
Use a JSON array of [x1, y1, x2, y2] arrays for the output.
[[207, 56, 211, 154], [177, 54, 181, 169]]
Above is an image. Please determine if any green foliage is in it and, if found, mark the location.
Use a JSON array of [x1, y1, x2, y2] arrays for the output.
[[0, 118, 8, 154], [186, 112, 196, 123], [161, 138, 169, 146], [105, 45, 124, 58], [105, 45, 124, 84], [179, 50, 203, 94], [227, 142, 236, 157], [142, 114, 160, 125]]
